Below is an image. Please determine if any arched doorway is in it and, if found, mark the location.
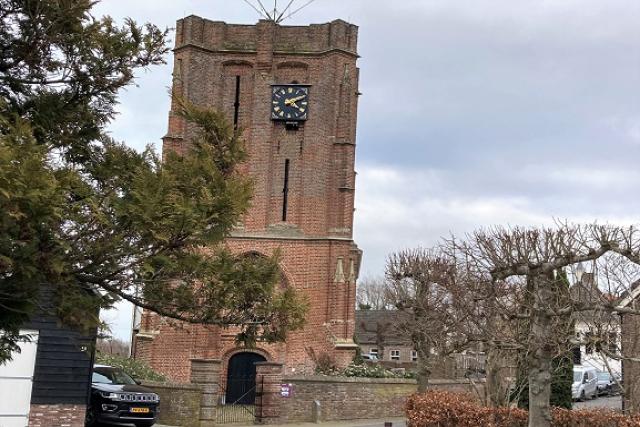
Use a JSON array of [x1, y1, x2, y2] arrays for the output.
[[225, 352, 266, 404]]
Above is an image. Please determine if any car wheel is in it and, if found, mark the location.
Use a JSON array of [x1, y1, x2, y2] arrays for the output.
[[84, 407, 97, 427]]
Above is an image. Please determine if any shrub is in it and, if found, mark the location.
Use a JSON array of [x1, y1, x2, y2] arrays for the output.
[[306, 348, 339, 375], [406, 390, 640, 427], [96, 352, 167, 383], [343, 362, 415, 379], [314, 352, 338, 375]]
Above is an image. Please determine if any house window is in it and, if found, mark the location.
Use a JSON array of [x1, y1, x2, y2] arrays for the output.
[[411, 350, 418, 362], [370, 348, 378, 356], [390, 350, 400, 361]]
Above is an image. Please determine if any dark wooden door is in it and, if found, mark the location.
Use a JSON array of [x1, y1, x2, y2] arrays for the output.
[[225, 352, 266, 405]]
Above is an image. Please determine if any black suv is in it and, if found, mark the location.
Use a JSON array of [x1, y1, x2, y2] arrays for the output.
[[86, 365, 160, 427]]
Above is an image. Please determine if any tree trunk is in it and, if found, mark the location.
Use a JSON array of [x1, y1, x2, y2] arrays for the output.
[[485, 298, 506, 407], [527, 275, 554, 427], [486, 346, 508, 406], [528, 349, 553, 427], [416, 344, 431, 393]]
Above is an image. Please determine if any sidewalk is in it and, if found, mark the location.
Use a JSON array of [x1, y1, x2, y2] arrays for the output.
[[157, 418, 407, 427]]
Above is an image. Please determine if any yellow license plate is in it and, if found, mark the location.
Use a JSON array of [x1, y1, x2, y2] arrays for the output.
[[130, 407, 150, 414]]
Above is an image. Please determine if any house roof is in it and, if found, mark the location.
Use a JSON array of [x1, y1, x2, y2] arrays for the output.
[[618, 279, 640, 308], [569, 273, 620, 324], [569, 273, 602, 304], [354, 310, 412, 346]]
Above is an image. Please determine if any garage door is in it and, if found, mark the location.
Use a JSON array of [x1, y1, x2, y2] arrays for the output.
[[0, 330, 39, 427]]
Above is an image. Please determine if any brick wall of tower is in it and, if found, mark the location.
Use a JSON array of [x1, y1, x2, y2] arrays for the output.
[[135, 238, 359, 382], [136, 16, 361, 382]]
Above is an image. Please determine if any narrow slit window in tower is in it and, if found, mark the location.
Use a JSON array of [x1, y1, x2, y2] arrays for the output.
[[233, 75, 241, 129], [282, 159, 290, 221]]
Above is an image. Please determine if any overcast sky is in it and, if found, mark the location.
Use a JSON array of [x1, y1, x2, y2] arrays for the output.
[[95, 0, 640, 341]]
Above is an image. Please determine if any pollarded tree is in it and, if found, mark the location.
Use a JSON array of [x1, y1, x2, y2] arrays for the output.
[[451, 223, 640, 427], [513, 270, 574, 410], [385, 248, 479, 392], [0, 0, 307, 362]]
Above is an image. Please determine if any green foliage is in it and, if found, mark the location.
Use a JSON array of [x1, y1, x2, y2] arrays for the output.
[[342, 362, 415, 379], [0, 0, 307, 362], [550, 354, 573, 410], [96, 352, 166, 383], [515, 354, 573, 410]]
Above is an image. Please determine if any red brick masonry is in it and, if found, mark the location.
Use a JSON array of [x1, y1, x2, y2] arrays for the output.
[[29, 404, 85, 427], [135, 16, 362, 383]]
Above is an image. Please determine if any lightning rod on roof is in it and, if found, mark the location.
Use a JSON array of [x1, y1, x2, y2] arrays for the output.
[[241, 0, 319, 23]]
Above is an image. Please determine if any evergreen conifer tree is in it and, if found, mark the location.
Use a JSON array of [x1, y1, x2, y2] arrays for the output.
[[0, 0, 306, 362]]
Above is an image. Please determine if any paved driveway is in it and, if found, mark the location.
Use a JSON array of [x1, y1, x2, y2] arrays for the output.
[[574, 395, 622, 410]]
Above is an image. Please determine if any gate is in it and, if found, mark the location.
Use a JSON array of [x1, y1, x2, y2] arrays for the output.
[[216, 352, 266, 424]]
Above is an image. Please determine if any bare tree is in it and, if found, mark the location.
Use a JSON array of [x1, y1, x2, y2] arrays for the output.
[[384, 248, 478, 392], [96, 337, 131, 357], [449, 223, 640, 427], [356, 276, 390, 310]]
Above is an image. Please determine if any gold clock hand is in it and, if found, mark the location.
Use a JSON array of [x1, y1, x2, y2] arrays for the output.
[[284, 95, 306, 106]]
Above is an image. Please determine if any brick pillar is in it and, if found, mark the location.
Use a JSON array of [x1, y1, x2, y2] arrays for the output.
[[254, 362, 284, 424], [190, 358, 221, 427], [255, 20, 275, 69]]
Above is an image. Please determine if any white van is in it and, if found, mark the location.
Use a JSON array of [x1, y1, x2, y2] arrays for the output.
[[572, 366, 598, 401]]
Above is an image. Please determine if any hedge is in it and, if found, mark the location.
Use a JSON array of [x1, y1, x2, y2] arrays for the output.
[[406, 390, 640, 427], [96, 352, 167, 383]]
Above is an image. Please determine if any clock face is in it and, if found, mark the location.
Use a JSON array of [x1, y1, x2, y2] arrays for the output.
[[271, 85, 309, 121]]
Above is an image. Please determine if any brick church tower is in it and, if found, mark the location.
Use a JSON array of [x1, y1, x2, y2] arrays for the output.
[[133, 15, 362, 385]]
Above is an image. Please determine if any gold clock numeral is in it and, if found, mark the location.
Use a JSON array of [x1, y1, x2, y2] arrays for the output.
[[288, 87, 293, 94], [279, 111, 284, 117], [274, 106, 280, 111], [300, 108, 306, 113]]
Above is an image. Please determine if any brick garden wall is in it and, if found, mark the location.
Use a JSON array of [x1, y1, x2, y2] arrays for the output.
[[142, 381, 202, 427], [278, 376, 484, 423], [138, 374, 483, 426], [28, 404, 85, 427]]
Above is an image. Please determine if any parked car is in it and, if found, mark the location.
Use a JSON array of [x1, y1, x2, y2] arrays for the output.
[[572, 366, 598, 401], [596, 371, 621, 396], [361, 353, 379, 361], [86, 365, 160, 427]]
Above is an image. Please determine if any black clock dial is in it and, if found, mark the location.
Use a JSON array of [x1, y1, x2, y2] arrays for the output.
[[271, 85, 309, 121]]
